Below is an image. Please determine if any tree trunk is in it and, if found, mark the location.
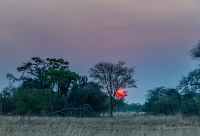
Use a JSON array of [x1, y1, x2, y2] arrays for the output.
[[28, 111, 32, 123], [110, 96, 113, 117], [28, 114, 30, 123]]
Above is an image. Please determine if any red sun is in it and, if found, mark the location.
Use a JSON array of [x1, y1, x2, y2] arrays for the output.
[[115, 88, 126, 98]]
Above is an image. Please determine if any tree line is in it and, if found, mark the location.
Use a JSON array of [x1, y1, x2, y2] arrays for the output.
[[1, 41, 200, 118], [0, 58, 136, 120]]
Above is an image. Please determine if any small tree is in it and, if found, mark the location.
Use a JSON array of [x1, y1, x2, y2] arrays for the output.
[[12, 89, 55, 121], [89, 61, 136, 117]]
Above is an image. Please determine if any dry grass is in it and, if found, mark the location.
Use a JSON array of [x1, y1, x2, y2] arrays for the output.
[[0, 113, 200, 136]]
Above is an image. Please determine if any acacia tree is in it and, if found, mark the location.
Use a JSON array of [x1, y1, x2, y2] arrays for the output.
[[7, 57, 79, 98], [89, 61, 136, 116]]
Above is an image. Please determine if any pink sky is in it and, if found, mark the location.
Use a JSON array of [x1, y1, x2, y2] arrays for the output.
[[0, 0, 200, 103]]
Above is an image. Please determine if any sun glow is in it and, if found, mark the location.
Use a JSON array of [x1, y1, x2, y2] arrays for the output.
[[115, 88, 126, 99]]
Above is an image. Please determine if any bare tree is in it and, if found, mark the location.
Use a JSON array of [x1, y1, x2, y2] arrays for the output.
[[190, 40, 200, 60], [89, 61, 136, 117]]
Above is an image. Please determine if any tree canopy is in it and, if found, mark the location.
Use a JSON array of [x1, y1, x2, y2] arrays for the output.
[[145, 87, 181, 115], [7, 57, 80, 98], [178, 68, 200, 94], [190, 40, 200, 60]]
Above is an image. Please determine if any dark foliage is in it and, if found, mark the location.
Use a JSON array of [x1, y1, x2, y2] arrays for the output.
[[67, 82, 109, 114], [190, 40, 200, 60], [145, 87, 181, 115], [1, 97, 15, 114]]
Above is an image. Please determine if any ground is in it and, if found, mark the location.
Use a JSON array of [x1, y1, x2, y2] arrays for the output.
[[0, 112, 200, 136]]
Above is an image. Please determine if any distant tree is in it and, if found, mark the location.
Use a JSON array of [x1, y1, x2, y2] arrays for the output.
[[146, 87, 167, 103], [190, 40, 200, 60], [145, 87, 181, 114], [114, 99, 125, 113], [89, 61, 136, 117], [132, 103, 142, 113], [12, 89, 55, 121], [140, 104, 147, 112]]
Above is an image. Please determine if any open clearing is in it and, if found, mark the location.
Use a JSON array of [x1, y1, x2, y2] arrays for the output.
[[0, 113, 200, 136]]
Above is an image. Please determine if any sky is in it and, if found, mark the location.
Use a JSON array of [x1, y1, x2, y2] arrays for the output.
[[0, 0, 200, 104]]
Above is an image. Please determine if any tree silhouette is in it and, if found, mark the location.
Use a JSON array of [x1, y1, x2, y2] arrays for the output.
[[89, 61, 136, 117], [7, 57, 79, 98]]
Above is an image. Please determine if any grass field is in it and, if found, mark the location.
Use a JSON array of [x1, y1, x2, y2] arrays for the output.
[[0, 113, 200, 136]]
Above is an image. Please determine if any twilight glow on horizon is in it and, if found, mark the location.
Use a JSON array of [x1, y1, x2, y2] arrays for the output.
[[0, 0, 200, 103]]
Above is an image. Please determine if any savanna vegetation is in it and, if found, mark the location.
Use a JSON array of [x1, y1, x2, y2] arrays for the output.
[[0, 57, 136, 119], [1, 41, 200, 135]]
